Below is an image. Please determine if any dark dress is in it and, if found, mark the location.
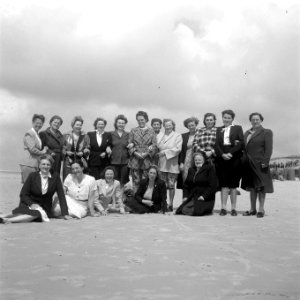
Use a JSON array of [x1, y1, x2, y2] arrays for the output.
[[241, 127, 274, 193], [125, 178, 167, 214], [214, 125, 244, 188], [39, 127, 63, 174], [177, 132, 191, 189], [110, 131, 130, 185], [87, 131, 112, 180], [175, 163, 218, 216], [12, 172, 69, 221]]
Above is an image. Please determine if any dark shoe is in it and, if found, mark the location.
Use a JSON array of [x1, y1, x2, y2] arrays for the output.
[[168, 205, 173, 212], [231, 209, 237, 216], [219, 209, 227, 216], [257, 212, 265, 218], [243, 210, 257, 216]]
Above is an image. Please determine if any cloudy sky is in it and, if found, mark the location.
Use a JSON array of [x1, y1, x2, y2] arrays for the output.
[[0, 0, 299, 171]]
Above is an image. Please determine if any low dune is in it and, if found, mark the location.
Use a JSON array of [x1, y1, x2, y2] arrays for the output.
[[0, 173, 299, 300]]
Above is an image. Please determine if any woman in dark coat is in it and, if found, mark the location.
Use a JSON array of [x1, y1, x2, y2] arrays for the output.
[[214, 110, 244, 216], [39, 115, 64, 175], [87, 117, 112, 180], [241, 112, 273, 218], [0, 155, 71, 224], [176, 152, 218, 216], [125, 166, 167, 214]]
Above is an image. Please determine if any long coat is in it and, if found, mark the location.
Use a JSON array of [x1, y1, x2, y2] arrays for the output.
[[157, 131, 182, 174], [13, 171, 69, 220], [241, 127, 274, 193], [176, 163, 218, 216], [39, 127, 64, 174]]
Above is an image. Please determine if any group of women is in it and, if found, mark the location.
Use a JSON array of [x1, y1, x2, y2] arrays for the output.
[[0, 109, 273, 224]]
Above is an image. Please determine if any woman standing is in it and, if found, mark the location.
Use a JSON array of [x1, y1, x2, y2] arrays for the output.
[[192, 113, 217, 162], [96, 166, 125, 214], [1, 155, 71, 224], [20, 114, 48, 183], [157, 119, 182, 211], [125, 166, 167, 214], [87, 118, 112, 180], [177, 117, 199, 189], [128, 111, 157, 193], [175, 152, 218, 216], [110, 115, 130, 191], [215, 110, 244, 216], [39, 115, 64, 175], [241, 113, 273, 218], [62, 116, 90, 180]]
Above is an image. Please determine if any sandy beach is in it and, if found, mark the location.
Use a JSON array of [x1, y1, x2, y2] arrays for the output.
[[0, 173, 299, 300]]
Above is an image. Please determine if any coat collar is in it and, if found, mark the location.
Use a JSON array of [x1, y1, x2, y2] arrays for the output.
[[245, 126, 264, 143]]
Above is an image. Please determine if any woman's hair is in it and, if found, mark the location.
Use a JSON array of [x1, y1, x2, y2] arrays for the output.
[[71, 159, 85, 168], [38, 154, 54, 166], [136, 111, 149, 122], [71, 116, 84, 128], [114, 114, 128, 130], [249, 112, 264, 122], [222, 109, 235, 120], [183, 117, 199, 128], [163, 118, 176, 130], [151, 118, 162, 126], [32, 114, 45, 123], [93, 117, 107, 129], [49, 115, 63, 126], [203, 113, 216, 126], [103, 166, 116, 177], [148, 165, 159, 177]]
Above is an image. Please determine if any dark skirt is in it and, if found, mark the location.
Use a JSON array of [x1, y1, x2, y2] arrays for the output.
[[124, 197, 159, 214], [111, 164, 130, 185], [241, 154, 274, 193], [216, 153, 242, 188], [12, 203, 43, 221], [176, 196, 215, 216]]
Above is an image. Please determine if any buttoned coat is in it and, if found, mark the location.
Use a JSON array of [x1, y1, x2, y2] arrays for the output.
[[110, 131, 130, 165]]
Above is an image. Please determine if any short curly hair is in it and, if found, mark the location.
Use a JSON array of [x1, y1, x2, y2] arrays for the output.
[[183, 117, 199, 128], [249, 112, 264, 122], [71, 116, 84, 128], [32, 114, 45, 123], [163, 118, 176, 131], [93, 117, 107, 129], [222, 110, 235, 120], [49, 115, 63, 126], [136, 111, 149, 122], [38, 154, 54, 166], [203, 113, 216, 126], [151, 118, 162, 126], [114, 114, 128, 130], [103, 166, 116, 177]]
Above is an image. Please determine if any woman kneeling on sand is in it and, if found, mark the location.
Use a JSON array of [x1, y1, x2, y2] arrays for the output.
[[53, 160, 105, 218], [0, 155, 72, 224], [96, 166, 125, 214], [125, 165, 167, 214], [175, 152, 218, 216]]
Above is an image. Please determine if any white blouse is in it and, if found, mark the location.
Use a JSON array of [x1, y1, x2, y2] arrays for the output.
[[40, 172, 51, 195], [223, 126, 232, 146]]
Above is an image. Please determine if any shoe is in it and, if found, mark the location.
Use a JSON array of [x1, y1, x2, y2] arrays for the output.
[[168, 205, 173, 212], [257, 212, 265, 218], [243, 210, 257, 216], [231, 209, 237, 216], [219, 209, 227, 216]]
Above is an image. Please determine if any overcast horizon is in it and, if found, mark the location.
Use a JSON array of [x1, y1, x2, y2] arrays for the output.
[[0, 0, 299, 171]]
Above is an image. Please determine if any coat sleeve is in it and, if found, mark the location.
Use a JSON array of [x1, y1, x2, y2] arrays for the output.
[[19, 173, 35, 206], [159, 181, 167, 213], [24, 133, 44, 155], [214, 128, 223, 157], [164, 134, 183, 160], [229, 126, 244, 155], [202, 166, 218, 201], [178, 134, 186, 164], [182, 168, 192, 198], [262, 130, 273, 165], [134, 181, 145, 203], [56, 175, 69, 216]]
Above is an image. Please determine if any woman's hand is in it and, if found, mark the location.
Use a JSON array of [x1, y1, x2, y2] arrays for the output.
[[179, 163, 184, 171], [41, 146, 48, 154], [30, 204, 40, 210], [197, 196, 205, 201], [205, 150, 212, 158], [90, 212, 100, 217], [222, 153, 232, 160], [100, 152, 106, 158], [66, 151, 74, 156], [77, 151, 83, 157], [127, 143, 134, 149], [63, 215, 73, 220], [182, 197, 188, 202], [158, 151, 165, 157], [142, 200, 153, 207]]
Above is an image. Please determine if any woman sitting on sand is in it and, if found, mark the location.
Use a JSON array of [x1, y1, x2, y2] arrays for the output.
[[125, 165, 167, 214], [96, 166, 125, 214], [175, 152, 218, 216], [0, 155, 72, 224], [53, 160, 104, 218]]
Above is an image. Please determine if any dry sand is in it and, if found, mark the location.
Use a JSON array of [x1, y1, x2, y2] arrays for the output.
[[0, 173, 299, 300]]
